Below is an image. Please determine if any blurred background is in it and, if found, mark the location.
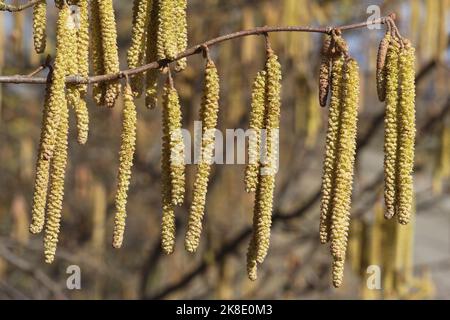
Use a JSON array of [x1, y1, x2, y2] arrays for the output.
[[0, 0, 448, 299]]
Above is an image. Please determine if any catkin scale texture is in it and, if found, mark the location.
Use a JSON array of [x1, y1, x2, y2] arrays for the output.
[[329, 59, 359, 263], [145, 0, 159, 109], [318, 34, 332, 107], [157, 0, 177, 60], [376, 33, 391, 102], [32, 0, 46, 54], [396, 45, 416, 225], [383, 41, 400, 219], [174, 0, 188, 72], [90, 0, 106, 106], [112, 85, 137, 249], [319, 56, 344, 244], [245, 71, 266, 193], [77, 0, 90, 95], [185, 60, 220, 253]]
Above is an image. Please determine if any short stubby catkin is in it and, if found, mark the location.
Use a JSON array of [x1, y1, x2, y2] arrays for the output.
[[318, 34, 332, 107], [43, 94, 69, 264], [174, 0, 188, 72], [319, 56, 344, 244], [329, 59, 359, 262], [33, 0, 46, 54], [185, 60, 220, 253], [245, 71, 266, 193], [145, 0, 159, 109], [376, 33, 391, 102], [97, 0, 121, 108], [128, 0, 150, 96], [396, 43, 416, 225], [157, 0, 177, 60], [112, 84, 137, 249], [383, 40, 400, 219]]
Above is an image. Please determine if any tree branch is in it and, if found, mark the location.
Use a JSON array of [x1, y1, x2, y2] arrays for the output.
[[0, 15, 393, 85], [0, 0, 42, 12]]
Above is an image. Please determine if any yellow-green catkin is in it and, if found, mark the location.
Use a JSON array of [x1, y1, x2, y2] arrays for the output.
[[246, 236, 258, 281], [330, 59, 359, 287], [174, 0, 187, 72], [244, 71, 266, 193], [128, 0, 150, 96], [97, 0, 121, 108], [112, 84, 137, 249], [43, 90, 69, 264], [318, 34, 332, 107], [396, 43, 416, 225], [32, 0, 46, 54], [376, 33, 391, 102], [383, 40, 400, 219], [185, 59, 220, 253], [319, 56, 344, 244], [160, 78, 185, 254], [157, 0, 177, 60], [145, 0, 159, 109], [254, 49, 282, 264], [90, 0, 106, 106], [77, 0, 89, 95]]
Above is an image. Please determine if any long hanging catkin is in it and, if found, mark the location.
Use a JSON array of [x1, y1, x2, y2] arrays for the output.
[[32, 0, 46, 54], [174, 0, 188, 72], [157, 0, 177, 60], [376, 31, 391, 102], [319, 56, 344, 244], [396, 42, 416, 225], [90, 0, 106, 106], [253, 48, 282, 264], [383, 39, 400, 219], [330, 58, 360, 287], [244, 70, 266, 193], [112, 84, 137, 249], [145, 0, 159, 109], [318, 34, 332, 107], [185, 58, 220, 253], [128, 0, 150, 96]]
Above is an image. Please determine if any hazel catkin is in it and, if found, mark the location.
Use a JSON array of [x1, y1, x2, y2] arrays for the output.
[[174, 0, 188, 72], [376, 32, 391, 102], [145, 0, 159, 109], [32, 0, 46, 54], [185, 59, 220, 253], [244, 70, 266, 193], [318, 34, 332, 107], [157, 0, 177, 60], [396, 43, 416, 225], [90, 0, 106, 106], [319, 56, 344, 244], [383, 40, 400, 219], [112, 84, 137, 249]]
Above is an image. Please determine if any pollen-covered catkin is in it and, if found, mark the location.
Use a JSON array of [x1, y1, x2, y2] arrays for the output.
[[245, 71, 266, 193], [157, 0, 177, 60], [97, 0, 121, 108], [128, 0, 150, 96], [43, 90, 69, 264], [396, 43, 416, 225], [376, 33, 391, 102], [254, 49, 282, 264], [145, 0, 159, 109], [329, 59, 359, 265], [185, 59, 220, 253], [77, 0, 89, 95], [112, 84, 137, 249], [319, 34, 332, 107], [174, 0, 188, 72], [32, 0, 46, 54], [319, 56, 344, 244], [383, 40, 400, 219], [246, 236, 258, 281], [90, 0, 106, 106]]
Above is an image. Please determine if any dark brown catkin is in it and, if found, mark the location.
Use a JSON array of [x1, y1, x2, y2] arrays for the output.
[[319, 34, 332, 107], [185, 59, 220, 253]]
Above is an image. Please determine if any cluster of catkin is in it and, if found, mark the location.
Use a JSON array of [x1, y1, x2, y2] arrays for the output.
[[245, 43, 282, 281], [378, 23, 416, 225], [318, 31, 360, 288], [126, 0, 188, 107]]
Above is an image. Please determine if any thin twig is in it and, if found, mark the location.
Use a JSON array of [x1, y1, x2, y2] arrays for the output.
[[0, 0, 42, 12], [0, 15, 393, 85]]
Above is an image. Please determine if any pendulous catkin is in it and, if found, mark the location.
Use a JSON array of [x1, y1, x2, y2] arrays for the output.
[[383, 40, 400, 219], [97, 0, 121, 108], [244, 71, 266, 193], [112, 84, 137, 249], [157, 0, 177, 60], [318, 34, 332, 107], [32, 0, 46, 54], [90, 0, 106, 106], [174, 0, 188, 72], [128, 0, 150, 96], [396, 42, 416, 225], [319, 56, 344, 244], [185, 59, 220, 253], [330, 58, 359, 287], [145, 0, 159, 109], [376, 32, 391, 102], [77, 0, 89, 95]]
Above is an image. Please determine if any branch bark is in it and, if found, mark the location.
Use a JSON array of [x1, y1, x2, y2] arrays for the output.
[[0, 0, 41, 12]]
